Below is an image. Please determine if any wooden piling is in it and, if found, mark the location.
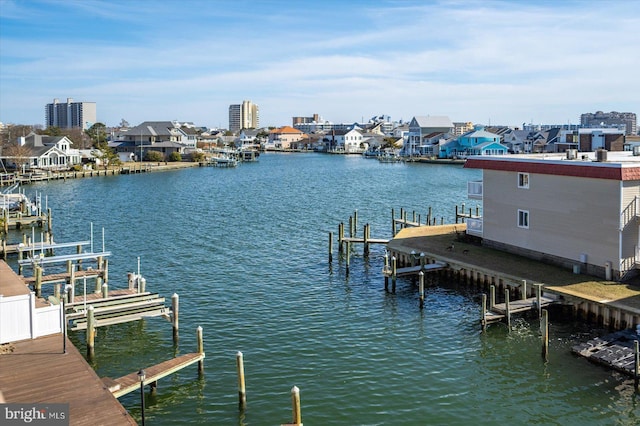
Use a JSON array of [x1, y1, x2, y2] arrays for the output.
[[328, 232, 333, 263], [353, 210, 358, 236], [197, 326, 204, 373], [534, 283, 543, 318], [54, 283, 60, 300], [481, 293, 487, 331], [391, 256, 397, 293], [384, 252, 389, 292], [521, 280, 527, 300], [101, 283, 108, 298], [236, 351, 247, 407], [419, 271, 425, 309], [635, 340, 639, 390], [345, 241, 350, 276], [172, 293, 179, 341], [427, 206, 432, 226], [291, 386, 302, 426], [490, 285, 495, 310], [348, 216, 354, 238], [87, 305, 95, 356], [363, 223, 369, 256], [35, 265, 43, 297], [338, 222, 344, 253], [103, 258, 109, 284], [391, 208, 396, 236], [541, 309, 549, 362], [505, 288, 511, 329]]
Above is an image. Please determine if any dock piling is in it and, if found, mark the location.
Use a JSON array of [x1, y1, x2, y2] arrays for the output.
[[328, 232, 333, 263], [634, 340, 639, 390], [197, 326, 204, 373], [481, 293, 487, 331], [505, 288, 511, 330], [391, 256, 397, 293], [172, 293, 179, 342], [291, 386, 302, 426], [419, 271, 425, 309], [87, 305, 95, 357], [237, 351, 247, 407], [541, 309, 549, 361]]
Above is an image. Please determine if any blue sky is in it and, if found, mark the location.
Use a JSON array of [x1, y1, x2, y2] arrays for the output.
[[0, 0, 638, 129]]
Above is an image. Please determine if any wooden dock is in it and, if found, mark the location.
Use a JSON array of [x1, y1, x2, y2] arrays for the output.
[[104, 351, 205, 398], [0, 334, 137, 425], [572, 329, 640, 377]]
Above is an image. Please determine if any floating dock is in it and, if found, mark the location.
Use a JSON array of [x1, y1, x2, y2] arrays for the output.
[[572, 329, 640, 377]]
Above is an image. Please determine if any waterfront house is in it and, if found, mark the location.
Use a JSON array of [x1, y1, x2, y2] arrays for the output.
[[0, 133, 81, 171], [403, 116, 453, 157], [439, 126, 507, 159], [267, 126, 306, 150], [464, 150, 640, 281], [114, 121, 186, 159], [327, 129, 365, 153]]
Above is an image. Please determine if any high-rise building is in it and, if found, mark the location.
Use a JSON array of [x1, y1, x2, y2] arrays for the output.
[[580, 111, 637, 135], [228, 100, 259, 132], [45, 98, 97, 130]]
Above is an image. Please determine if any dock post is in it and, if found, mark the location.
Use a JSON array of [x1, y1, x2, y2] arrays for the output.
[[427, 206, 432, 225], [35, 265, 43, 297], [419, 271, 425, 309], [541, 309, 549, 362], [290, 386, 302, 426], [634, 340, 639, 390], [412, 210, 416, 223], [338, 223, 344, 254], [103, 258, 109, 285], [363, 223, 369, 256], [521, 280, 527, 300], [328, 232, 333, 263], [76, 244, 83, 271], [101, 283, 108, 298], [197, 326, 204, 373], [236, 351, 246, 407], [490, 285, 495, 310], [505, 288, 511, 330], [47, 208, 52, 235], [391, 256, 397, 293], [95, 256, 104, 292], [403, 210, 407, 229], [172, 293, 179, 342], [2, 238, 6, 261], [383, 252, 389, 292], [349, 216, 354, 238], [455, 205, 459, 224], [353, 210, 358, 237], [391, 208, 396, 236], [345, 241, 350, 276], [87, 305, 95, 357], [535, 283, 543, 318], [481, 293, 487, 331], [54, 283, 60, 300]]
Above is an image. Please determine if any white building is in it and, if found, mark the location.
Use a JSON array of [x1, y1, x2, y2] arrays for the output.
[[45, 98, 96, 130]]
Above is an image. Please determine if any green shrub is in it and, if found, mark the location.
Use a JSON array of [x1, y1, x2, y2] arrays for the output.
[[191, 152, 205, 162], [144, 151, 164, 162], [168, 151, 182, 162]]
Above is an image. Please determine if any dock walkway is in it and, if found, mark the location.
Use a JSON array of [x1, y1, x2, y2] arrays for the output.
[[0, 334, 137, 425], [104, 352, 205, 398]]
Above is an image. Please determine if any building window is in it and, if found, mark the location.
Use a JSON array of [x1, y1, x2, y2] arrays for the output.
[[518, 172, 529, 189], [518, 209, 529, 229]]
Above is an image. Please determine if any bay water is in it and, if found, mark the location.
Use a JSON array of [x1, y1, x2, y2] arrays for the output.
[[18, 153, 640, 425]]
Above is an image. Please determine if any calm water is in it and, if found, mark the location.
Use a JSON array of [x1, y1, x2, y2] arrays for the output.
[[15, 153, 640, 425]]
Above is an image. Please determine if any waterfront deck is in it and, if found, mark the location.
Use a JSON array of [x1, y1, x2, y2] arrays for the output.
[[0, 334, 137, 425], [572, 329, 640, 377], [386, 224, 640, 325]]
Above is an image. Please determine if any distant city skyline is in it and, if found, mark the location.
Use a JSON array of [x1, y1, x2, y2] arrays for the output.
[[0, 0, 638, 129]]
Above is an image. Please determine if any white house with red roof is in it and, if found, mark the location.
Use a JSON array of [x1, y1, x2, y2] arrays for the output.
[[464, 149, 640, 281]]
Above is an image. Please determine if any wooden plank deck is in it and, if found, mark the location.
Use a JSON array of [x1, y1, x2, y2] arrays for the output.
[[0, 334, 137, 425], [383, 262, 448, 277], [107, 352, 205, 398], [491, 296, 556, 315]]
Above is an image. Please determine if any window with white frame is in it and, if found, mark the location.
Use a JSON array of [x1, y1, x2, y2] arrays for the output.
[[518, 172, 529, 189], [518, 209, 529, 229]]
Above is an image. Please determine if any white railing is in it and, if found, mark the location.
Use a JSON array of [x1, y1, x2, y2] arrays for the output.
[[0, 292, 62, 344], [468, 180, 483, 199], [466, 218, 483, 237]]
